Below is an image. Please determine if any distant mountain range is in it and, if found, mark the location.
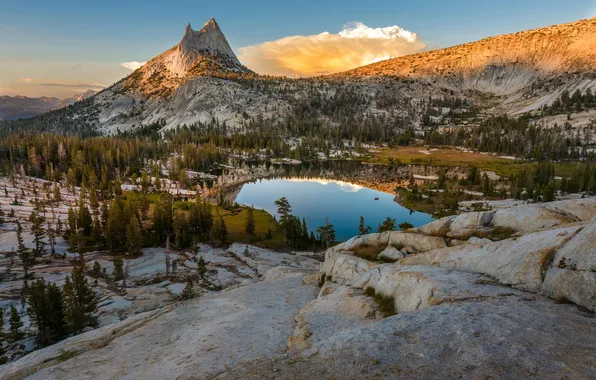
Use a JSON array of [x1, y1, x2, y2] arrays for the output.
[[2, 17, 595, 135], [0, 90, 97, 121]]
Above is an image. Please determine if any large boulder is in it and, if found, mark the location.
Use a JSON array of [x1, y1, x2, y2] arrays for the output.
[[450, 211, 495, 232], [417, 216, 454, 237], [384, 231, 447, 253], [377, 246, 406, 262], [329, 233, 389, 253], [541, 198, 596, 221], [542, 218, 596, 311], [490, 204, 577, 233], [401, 225, 582, 292], [355, 264, 521, 314], [320, 251, 377, 284]]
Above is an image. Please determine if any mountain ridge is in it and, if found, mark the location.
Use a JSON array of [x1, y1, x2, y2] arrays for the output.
[[2, 17, 596, 135], [0, 90, 97, 121]]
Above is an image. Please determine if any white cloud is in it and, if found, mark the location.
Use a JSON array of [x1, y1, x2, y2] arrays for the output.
[[238, 22, 425, 77], [120, 61, 146, 71]]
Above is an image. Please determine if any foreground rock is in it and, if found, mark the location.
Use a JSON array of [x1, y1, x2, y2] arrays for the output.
[[0, 273, 319, 380], [2, 197, 595, 379], [542, 217, 596, 311], [219, 296, 596, 379], [402, 225, 581, 292]]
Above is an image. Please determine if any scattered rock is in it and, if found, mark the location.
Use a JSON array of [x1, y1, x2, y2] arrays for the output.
[[377, 247, 405, 262]]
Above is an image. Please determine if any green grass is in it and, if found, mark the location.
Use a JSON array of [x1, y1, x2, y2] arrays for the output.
[[366, 146, 580, 178], [352, 244, 385, 261], [214, 205, 286, 250]]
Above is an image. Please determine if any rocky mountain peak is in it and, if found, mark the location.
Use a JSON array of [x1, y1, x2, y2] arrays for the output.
[[114, 17, 251, 99], [178, 17, 238, 62]]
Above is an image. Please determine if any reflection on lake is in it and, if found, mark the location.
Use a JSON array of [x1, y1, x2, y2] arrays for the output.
[[234, 178, 433, 242]]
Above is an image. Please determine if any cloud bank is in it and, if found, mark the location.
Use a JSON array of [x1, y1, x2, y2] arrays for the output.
[[239, 22, 425, 77], [121, 61, 146, 71]]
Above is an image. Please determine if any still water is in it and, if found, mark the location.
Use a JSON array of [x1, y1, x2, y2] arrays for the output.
[[234, 178, 433, 241]]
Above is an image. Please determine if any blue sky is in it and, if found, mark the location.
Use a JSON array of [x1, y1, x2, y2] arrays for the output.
[[1, 0, 594, 97]]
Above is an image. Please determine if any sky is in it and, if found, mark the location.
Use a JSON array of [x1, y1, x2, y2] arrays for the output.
[[0, 0, 594, 98]]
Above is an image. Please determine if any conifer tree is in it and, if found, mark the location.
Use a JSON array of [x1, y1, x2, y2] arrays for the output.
[[113, 258, 124, 281], [377, 217, 396, 233], [9, 305, 23, 341], [62, 266, 97, 334], [317, 217, 336, 249], [213, 216, 227, 246], [27, 278, 67, 347], [53, 184, 61, 203], [0, 307, 4, 336], [29, 210, 46, 257], [47, 219, 57, 255], [125, 216, 142, 255], [245, 207, 255, 236], [16, 221, 34, 278], [180, 278, 195, 300], [197, 256, 207, 279], [87, 261, 100, 278], [358, 216, 371, 235]]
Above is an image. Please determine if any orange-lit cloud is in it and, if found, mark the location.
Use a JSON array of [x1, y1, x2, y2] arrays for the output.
[[239, 22, 426, 77]]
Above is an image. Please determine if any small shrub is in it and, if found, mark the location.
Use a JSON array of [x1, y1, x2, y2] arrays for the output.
[[365, 287, 396, 317], [489, 226, 516, 241], [352, 244, 385, 261], [58, 349, 77, 362], [398, 222, 414, 230]]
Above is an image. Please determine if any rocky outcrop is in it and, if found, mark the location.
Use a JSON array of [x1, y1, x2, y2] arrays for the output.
[[320, 251, 377, 284], [0, 274, 320, 380], [402, 225, 581, 292], [221, 296, 596, 379], [330, 231, 446, 255], [542, 218, 596, 311], [355, 264, 521, 313], [385, 231, 447, 252], [416, 215, 454, 236], [3, 198, 595, 379], [491, 204, 579, 233]]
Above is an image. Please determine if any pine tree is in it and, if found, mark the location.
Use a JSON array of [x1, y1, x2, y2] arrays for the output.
[[9, 305, 23, 341], [53, 184, 61, 203], [317, 217, 336, 249], [244, 207, 255, 236], [213, 216, 227, 246], [62, 266, 97, 334], [125, 216, 142, 255], [180, 278, 195, 300], [358, 216, 371, 235], [47, 219, 57, 255], [274, 197, 292, 227], [16, 221, 34, 278], [93, 261, 101, 277], [377, 217, 396, 233], [173, 211, 190, 248], [113, 258, 124, 281], [153, 193, 173, 241], [29, 211, 46, 257], [197, 256, 207, 279], [27, 278, 67, 347]]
